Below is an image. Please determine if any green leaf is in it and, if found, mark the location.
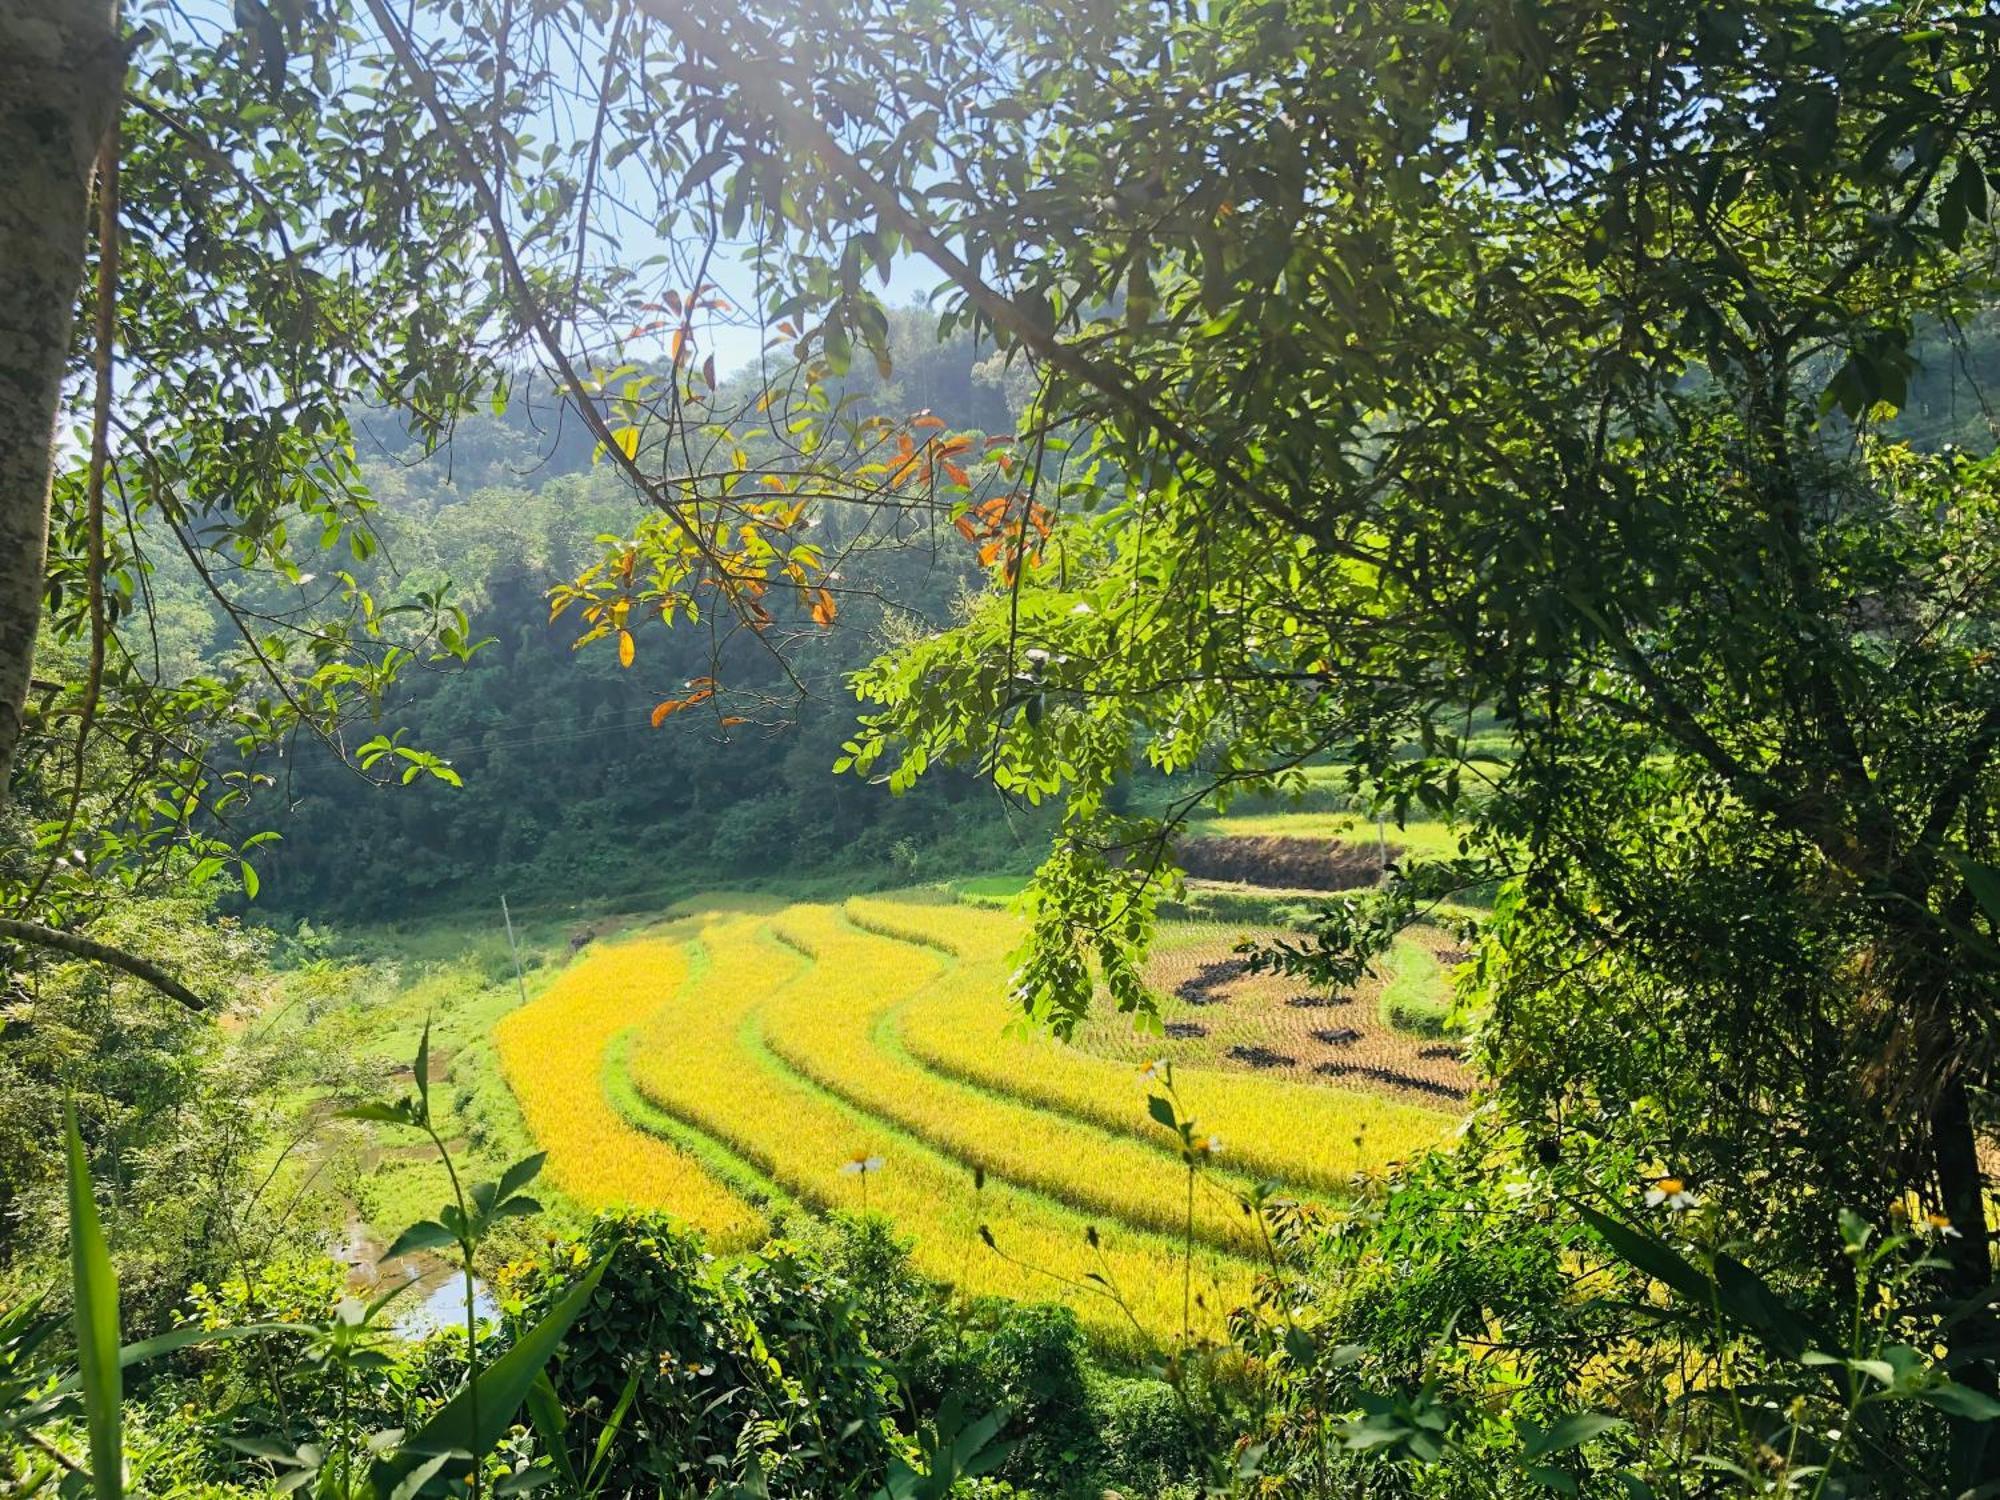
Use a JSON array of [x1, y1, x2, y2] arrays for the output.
[[338, 1100, 416, 1125], [1577, 1206, 1711, 1305], [498, 1152, 547, 1202], [495, 1470, 558, 1494], [1531, 1411, 1626, 1458], [1711, 1253, 1819, 1360], [414, 1017, 433, 1111], [1146, 1094, 1177, 1131], [1919, 1379, 2000, 1420], [1951, 854, 2000, 928], [382, 1220, 457, 1260], [524, 1373, 579, 1494], [586, 1366, 643, 1485], [372, 1256, 610, 1492], [65, 1103, 122, 1500]]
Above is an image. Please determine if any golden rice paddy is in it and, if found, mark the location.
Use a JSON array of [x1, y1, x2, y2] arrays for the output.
[[493, 892, 1461, 1346]]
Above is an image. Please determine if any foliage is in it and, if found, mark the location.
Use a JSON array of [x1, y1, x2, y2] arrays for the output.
[[1234, 1125, 2000, 1496], [231, 336, 1043, 922], [608, 0, 2000, 1490], [510, 1210, 903, 1495]]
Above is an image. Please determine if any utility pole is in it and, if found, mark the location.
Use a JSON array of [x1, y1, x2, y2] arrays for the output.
[[500, 893, 528, 1006]]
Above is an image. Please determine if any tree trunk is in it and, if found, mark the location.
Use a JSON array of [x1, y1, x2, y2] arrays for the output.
[[0, 0, 121, 811]]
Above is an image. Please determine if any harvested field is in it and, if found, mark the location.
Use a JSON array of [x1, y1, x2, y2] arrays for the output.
[[1127, 922, 1473, 1106]]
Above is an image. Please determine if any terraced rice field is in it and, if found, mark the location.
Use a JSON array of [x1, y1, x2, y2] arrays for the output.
[[493, 928, 768, 1248], [493, 894, 1462, 1347]]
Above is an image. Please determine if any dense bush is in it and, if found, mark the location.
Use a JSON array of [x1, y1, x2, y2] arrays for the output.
[[506, 1211, 1209, 1500], [508, 1211, 905, 1495]]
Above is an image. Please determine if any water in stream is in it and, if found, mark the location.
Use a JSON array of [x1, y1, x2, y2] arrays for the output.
[[338, 1223, 500, 1338]]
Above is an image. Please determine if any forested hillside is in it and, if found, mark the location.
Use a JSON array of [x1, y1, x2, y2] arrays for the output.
[[224, 314, 1041, 918]]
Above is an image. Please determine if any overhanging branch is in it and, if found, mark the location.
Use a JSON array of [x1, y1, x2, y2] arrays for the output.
[[0, 917, 209, 1011]]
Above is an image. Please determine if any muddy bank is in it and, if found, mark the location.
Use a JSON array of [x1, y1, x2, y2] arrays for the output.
[[1174, 834, 1394, 891]]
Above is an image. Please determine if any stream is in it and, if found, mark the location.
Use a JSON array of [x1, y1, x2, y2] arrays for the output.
[[337, 1222, 500, 1339]]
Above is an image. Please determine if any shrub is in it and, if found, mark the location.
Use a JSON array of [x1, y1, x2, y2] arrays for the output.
[[1092, 1373, 1202, 1497], [510, 1212, 905, 1496]]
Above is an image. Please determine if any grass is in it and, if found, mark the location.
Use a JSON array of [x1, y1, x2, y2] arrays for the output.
[[1379, 937, 1457, 1038], [759, 906, 1266, 1252], [297, 883, 1469, 1347], [1186, 810, 1469, 858], [253, 929, 561, 1256]]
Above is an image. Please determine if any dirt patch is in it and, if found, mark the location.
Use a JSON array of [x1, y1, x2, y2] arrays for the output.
[[1311, 1027, 1362, 1046], [1436, 949, 1472, 966], [1228, 1044, 1296, 1070], [1176, 957, 1251, 1006], [389, 1045, 456, 1086], [1418, 1043, 1465, 1061], [1314, 1060, 1468, 1102], [1174, 835, 1394, 892], [1285, 993, 1352, 1009], [1164, 1021, 1208, 1039]]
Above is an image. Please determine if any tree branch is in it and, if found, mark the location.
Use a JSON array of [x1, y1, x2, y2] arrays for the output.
[[0, 917, 209, 1010]]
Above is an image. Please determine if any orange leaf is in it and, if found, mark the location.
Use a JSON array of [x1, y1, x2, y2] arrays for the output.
[[936, 437, 973, 458], [670, 328, 688, 364], [942, 459, 971, 487], [954, 515, 978, 542], [811, 587, 838, 627], [650, 698, 685, 727], [912, 414, 947, 430], [978, 540, 1003, 567], [618, 629, 636, 668], [720, 715, 748, 726]]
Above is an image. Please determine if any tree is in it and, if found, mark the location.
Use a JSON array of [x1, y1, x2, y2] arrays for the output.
[[601, 0, 2000, 1485], [0, 0, 896, 1005]]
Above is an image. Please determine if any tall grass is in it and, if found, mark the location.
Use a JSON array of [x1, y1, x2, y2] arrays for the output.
[[760, 907, 1263, 1252], [494, 933, 767, 1246]]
